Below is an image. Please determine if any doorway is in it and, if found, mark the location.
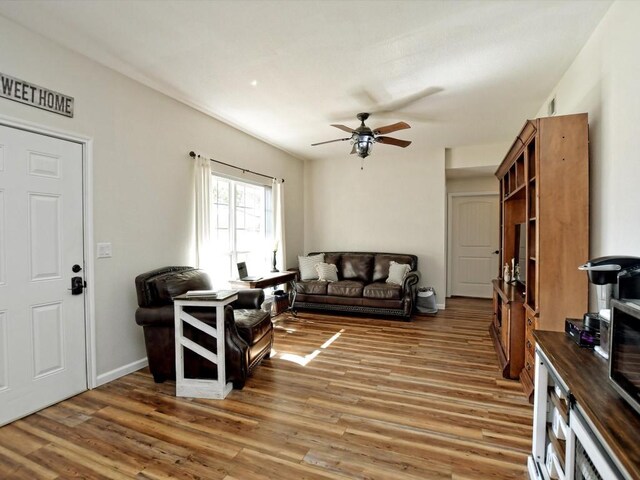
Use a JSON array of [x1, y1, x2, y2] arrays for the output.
[[0, 121, 92, 426], [448, 193, 499, 298]]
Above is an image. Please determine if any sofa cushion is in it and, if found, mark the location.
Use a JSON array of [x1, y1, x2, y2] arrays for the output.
[[373, 254, 416, 281], [152, 269, 211, 306], [316, 262, 339, 282], [363, 282, 402, 300], [234, 309, 272, 346], [299, 253, 325, 280], [296, 294, 363, 306], [340, 254, 374, 282], [296, 280, 328, 295], [324, 253, 342, 268], [327, 280, 365, 297], [387, 261, 411, 285]]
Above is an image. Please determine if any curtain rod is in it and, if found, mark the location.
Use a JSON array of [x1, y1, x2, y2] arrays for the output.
[[189, 151, 284, 183]]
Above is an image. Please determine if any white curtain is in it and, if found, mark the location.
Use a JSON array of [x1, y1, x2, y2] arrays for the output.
[[273, 179, 286, 270], [194, 155, 212, 269]]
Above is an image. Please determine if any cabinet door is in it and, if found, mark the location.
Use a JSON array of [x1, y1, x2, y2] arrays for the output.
[[493, 291, 501, 329], [501, 304, 510, 357]]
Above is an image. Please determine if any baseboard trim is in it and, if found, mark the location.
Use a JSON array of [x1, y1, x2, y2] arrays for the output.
[[95, 357, 148, 387], [437, 303, 446, 310]]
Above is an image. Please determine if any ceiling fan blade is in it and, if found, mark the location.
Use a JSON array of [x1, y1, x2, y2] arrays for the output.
[[350, 144, 356, 155], [376, 136, 412, 148], [377, 86, 443, 112], [330, 124, 356, 133], [311, 137, 351, 146], [373, 122, 411, 135], [347, 87, 382, 109]]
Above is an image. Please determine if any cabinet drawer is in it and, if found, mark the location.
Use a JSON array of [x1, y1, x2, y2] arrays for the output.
[[524, 350, 535, 381], [526, 332, 536, 359], [525, 311, 536, 361], [526, 313, 536, 331]]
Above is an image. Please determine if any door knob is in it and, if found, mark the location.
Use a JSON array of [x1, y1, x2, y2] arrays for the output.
[[69, 276, 86, 295], [492, 250, 499, 255]]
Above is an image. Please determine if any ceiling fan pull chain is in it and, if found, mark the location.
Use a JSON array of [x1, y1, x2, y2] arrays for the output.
[[361, 158, 364, 170]]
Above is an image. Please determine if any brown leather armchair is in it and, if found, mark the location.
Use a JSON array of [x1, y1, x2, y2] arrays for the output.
[[135, 266, 273, 389]]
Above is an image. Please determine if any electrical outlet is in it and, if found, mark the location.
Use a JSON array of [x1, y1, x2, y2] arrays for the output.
[[97, 242, 112, 258]]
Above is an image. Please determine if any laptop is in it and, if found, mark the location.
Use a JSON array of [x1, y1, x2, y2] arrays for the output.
[[237, 262, 262, 281]]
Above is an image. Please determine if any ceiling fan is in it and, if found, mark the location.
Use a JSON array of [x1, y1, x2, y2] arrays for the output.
[[311, 112, 411, 159]]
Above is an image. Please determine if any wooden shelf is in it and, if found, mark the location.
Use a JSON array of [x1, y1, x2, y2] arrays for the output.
[[504, 183, 526, 200], [548, 387, 569, 422], [494, 113, 588, 397], [546, 424, 566, 471], [492, 279, 525, 304]]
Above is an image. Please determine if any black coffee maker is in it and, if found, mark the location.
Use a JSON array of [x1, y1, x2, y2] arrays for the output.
[[576, 256, 640, 355]]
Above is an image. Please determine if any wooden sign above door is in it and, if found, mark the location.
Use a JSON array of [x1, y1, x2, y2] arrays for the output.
[[0, 72, 74, 118]]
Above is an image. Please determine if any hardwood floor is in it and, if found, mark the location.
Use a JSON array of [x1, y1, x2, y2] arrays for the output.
[[0, 297, 532, 479]]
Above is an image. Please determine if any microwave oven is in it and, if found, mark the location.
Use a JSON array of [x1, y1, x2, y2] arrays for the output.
[[609, 299, 640, 415]]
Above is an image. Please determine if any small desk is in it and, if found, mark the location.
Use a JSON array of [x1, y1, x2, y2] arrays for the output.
[[229, 270, 297, 311], [173, 291, 238, 399]]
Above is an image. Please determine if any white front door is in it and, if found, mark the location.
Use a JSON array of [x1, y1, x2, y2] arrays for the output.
[[450, 194, 499, 298], [0, 124, 86, 426]]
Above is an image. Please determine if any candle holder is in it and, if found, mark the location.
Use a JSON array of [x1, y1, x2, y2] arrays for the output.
[[271, 251, 279, 272]]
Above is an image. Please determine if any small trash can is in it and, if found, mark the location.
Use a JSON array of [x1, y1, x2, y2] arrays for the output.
[[272, 289, 289, 316], [416, 287, 437, 315]]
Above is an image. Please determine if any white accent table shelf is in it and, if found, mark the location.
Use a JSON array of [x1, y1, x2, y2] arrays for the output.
[[173, 291, 238, 399]]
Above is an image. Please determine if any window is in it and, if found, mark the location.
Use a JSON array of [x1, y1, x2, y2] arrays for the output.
[[209, 175, 272, 285]]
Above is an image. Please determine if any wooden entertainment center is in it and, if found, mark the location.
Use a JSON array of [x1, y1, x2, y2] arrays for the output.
[[491, 113, 590, 400]]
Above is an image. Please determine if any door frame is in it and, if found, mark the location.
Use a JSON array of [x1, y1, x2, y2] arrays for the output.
[[446, 192, 499, 298], [0, 113, 97, 389]]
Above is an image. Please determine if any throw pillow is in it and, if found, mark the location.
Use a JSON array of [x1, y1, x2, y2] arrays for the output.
[[386, 261, 411, 285], [315, 262, 338, 282], [298, 253, 325, 281]]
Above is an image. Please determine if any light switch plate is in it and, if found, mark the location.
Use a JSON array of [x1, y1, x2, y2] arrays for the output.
[[97, 242, 112, 258]]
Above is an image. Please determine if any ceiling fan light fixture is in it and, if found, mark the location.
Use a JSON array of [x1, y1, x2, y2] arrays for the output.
[[355, 134, 374, 158], [312, 113, 411, 162]]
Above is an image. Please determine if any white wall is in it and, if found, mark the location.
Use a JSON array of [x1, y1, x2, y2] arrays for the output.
[[536, 0, 639, 260], [445, 141, 511, 171], [0, 15, 304, 381], [446, 176, 498, 194], [304, 148, 446, 304]]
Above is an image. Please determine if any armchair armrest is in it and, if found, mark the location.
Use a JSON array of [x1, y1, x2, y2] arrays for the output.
[[402, 271, 421, 317], [403, 271, 420, 291], [231, 289, 265, 309]]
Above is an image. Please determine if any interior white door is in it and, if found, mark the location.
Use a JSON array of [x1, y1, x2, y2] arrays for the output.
[[450, 194, 499, 298], [0, 124, 86, 426]]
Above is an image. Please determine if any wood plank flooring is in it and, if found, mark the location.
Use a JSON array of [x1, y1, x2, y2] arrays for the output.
[[0, 297, 532, 479]]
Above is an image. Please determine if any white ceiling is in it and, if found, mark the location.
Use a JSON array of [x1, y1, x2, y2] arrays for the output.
[[0, 0, 611, 161]]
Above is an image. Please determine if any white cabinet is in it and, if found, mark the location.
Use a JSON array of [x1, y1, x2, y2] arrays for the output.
[[529, 346, 630, 480], [529, 349, 570, 480]]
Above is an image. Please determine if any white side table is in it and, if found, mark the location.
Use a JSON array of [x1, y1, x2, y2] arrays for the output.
[[172, 291, 238, 399]]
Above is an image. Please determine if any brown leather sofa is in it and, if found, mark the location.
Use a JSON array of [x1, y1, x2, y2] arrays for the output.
[[293, 252, 419, 319], [135, 266, 273, 388]]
